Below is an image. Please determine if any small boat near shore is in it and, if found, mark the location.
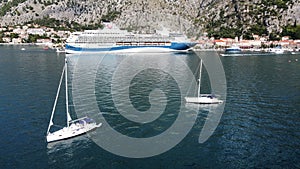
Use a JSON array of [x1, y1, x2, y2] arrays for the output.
[[291, 52, 300, 55], [56, 48, 66, 53], [225, 45, 242, 53], [291, 49, 300, 55], [43, 46, 49, 50], [268, 46, 285, 54]]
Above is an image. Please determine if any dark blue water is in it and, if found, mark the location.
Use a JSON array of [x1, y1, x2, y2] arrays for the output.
[[0, 45, 299, 168]]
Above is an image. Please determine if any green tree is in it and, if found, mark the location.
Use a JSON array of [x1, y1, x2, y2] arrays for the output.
[[281, 24, 300, 39], [249, 24, 268, 36], [243, 31, 254, 40], [27, 34, 48, 43], [10, 33, 19, 39], [101, 11, 121, 22], [269, 32, 281, 41], [0, 32, 4, 43]]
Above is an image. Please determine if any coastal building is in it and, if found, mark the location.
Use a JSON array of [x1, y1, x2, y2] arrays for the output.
[[27, 28, 45, 36], [2, 37, 11, 43], [13, 28, 25, 34], [22, 25, 29, 30], [295, 40, 300, 49], [56, 31, 71, 39], [4, 32, 10, 36], [11, 38, 22, 44], [19, 33, 29, 40], [0, 27, 7, 31], [282, 36, 290, 41], [36, 38, 52, 44], [214, 39, 226, 47], [279, 40, 290, 47], [239, 40, 262, 48]]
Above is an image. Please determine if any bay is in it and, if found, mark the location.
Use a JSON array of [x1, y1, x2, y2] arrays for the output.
[[0, 45, 299, 168]]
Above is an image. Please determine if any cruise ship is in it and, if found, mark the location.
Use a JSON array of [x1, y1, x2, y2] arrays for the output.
[[65, 23, 197, 54]]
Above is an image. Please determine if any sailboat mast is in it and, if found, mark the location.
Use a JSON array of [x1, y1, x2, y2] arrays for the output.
[[65, 58, 71, 127], [47, 63, 66, 134], [198, 59, 203, 98]]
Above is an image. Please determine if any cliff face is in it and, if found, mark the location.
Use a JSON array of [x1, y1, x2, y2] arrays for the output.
[[1, 0, 299, 37]]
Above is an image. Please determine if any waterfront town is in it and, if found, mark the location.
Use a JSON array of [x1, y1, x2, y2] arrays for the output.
[[0, 24, 69, 48], [1, 23, 300, 51]]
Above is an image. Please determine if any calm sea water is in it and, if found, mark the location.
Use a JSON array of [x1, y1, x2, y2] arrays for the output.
[[0, 45, 299, 169]]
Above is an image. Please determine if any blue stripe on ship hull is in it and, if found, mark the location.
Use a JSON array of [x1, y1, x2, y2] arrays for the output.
[[65, 42, 196, 52]]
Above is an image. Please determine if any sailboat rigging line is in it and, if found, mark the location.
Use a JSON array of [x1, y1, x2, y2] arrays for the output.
[[47, 63, 66, 134]]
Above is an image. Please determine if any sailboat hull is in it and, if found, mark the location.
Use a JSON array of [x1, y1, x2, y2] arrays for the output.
[[185, 95, 223, 104], [47, 118, 101, 143]]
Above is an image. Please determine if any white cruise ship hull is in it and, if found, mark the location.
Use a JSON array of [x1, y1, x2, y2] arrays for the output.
[[65, 42, 196, 54]]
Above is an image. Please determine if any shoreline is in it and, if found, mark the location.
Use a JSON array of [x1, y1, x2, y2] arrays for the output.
[[0, 43, 55, 46], [0, 43, 61, 48], [0, 43, 37, 46]]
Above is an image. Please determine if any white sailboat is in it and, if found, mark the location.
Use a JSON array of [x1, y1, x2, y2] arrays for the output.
[[185, 60, 223, 104], [46, 58, 101, 143]]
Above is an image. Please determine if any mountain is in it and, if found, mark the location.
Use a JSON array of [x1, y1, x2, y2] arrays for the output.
[[1, 0, 299, 39]]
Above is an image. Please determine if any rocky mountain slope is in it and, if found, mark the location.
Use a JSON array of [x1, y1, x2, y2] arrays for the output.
[[0, 0, 299, 39]]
